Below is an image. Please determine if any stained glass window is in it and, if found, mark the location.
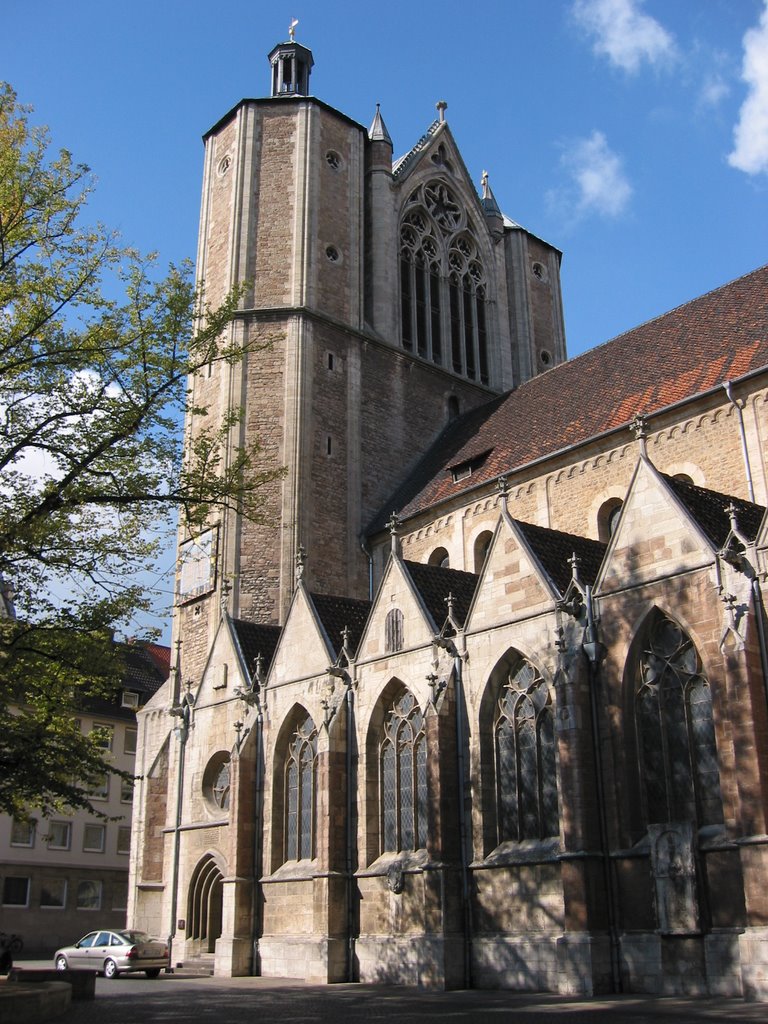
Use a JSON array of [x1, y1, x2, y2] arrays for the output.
[[494, 656, 559, 842], [285, 715, 318, 861], [635, 613, 723, 827], [380, 691, 429, 854], [399, 180, 489, 384]]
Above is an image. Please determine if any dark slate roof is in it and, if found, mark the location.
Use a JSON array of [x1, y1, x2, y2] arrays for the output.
[[230, 619, 282, 678], [84, 642, 170, 720], [515, 521, 607, 594], [663, 474, 765, 548], [310, 593, 372, 658], [370, 265, 768, 532], [402, 560, 479, 630]]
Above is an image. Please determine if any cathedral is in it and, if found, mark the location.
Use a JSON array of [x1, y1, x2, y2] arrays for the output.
[[129, 33, 768, 1001]]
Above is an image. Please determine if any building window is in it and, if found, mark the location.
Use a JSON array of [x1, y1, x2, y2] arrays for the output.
[[112, 880, 128, 911], [399, 179, 490, 385], [380, 690, 428, 854], [40, 878, 67, 909], [120, 777, 134, 803], [635, 612, 724, 827], [202, 752, 231, 812], [597, 498, 623, 543], [117, 827, 131, 856], [76, 880, 102, 911], [2, 876, 30, 907], [284, 715, 318, 861], [473, 530, 494, 573], [47, 820, 72, 850], [10, 818, 35, 847], [90, 774, 109, 801], [494, 655, 559, 842], [385, 608, 404, 653], [121, 690, 139, 709], [124, 727, 138, 755], [428, 547, 450, 569], [91, 723, 114, 751], [83, 824, 106, 853]]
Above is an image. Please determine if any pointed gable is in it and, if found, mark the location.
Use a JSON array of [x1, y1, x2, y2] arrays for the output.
[[598, 459, 722, 594], [358, 557, 442, 661], [229, 618, 282, 679], [268, 586, 338, 684], [515, 521, 606, 594]]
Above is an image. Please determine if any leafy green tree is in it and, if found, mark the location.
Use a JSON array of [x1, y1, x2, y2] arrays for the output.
[[0, 83, 280, 818]]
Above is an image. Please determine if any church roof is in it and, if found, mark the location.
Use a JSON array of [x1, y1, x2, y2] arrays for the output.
[[402, 560, 479, 630], [310, 593, 372, 658], [515, 521, 606, 594], [372, 264, 768, 531], [662, 474, 765, 548], [230, 619, 282, 677]]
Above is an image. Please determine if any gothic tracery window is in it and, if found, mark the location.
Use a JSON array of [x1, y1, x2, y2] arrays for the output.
[[494, 656, 559, 842], [380, 690, 428, 854], [635, 613, 724, 827], [400, 180, 490, 385], [284, 714, 318, 861]]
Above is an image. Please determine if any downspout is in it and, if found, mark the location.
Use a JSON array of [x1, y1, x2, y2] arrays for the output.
[[434, 635, 473, 988], [250, 701, 264, 975], [168, 695, 192, 974], [723, 381, 755, 502], [582, 586, 621, 993], [751, 579, 768, 713], [345, 678, 356, 982], [360, 536, 374, 601]]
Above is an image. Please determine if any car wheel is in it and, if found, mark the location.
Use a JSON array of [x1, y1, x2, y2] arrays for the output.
[[103, 958, 119, 979], [145, 968, 161, 979], [55, 955, 68, 971]]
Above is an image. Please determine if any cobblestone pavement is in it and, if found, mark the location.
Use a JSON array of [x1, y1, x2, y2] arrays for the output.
[[45, 973, 767, 1024]]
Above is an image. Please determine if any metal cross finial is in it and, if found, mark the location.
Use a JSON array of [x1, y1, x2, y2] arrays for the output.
[[481, 170, 489, 198], [295, 544, 307, 582], [726, 502, 740, 533], [445, 591, 455, 619], [289, 17, 298, 41], [436, 100, 447, 123], [568, 552, 582, 583]]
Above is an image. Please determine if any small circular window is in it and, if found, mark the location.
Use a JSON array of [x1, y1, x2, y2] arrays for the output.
[[203, 752, 231, 812], [325, 245, 341, 263], [326, 150, 342, 170], [217, 155, 231, 178], [532, 261, 548, 282]]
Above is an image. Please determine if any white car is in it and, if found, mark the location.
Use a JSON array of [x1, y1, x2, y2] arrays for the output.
[[54, 929, 168, 978]]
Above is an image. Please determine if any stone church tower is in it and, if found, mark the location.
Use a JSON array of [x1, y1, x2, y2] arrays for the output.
[[177, 35, 565, 683]]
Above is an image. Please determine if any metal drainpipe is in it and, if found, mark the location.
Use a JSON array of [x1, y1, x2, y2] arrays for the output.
[[360, 537, 374, 601], [723, 381, 755, 502], [168, 701, 190, 974], [345, 680, 356, 982], [582, 586, 621, 994], [751, 579, 768, 713], [251, 704, 264, 975]]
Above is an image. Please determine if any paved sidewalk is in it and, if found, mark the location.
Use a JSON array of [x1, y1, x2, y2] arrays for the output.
[[52, 973, 766, 1024]]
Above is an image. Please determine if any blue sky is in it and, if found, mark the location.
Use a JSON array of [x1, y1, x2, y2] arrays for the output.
[[3, 0, 768, 638]]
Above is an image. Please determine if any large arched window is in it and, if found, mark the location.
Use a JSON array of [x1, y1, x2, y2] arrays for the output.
[[399, 179, 490, 385], [635, 612, 723, 827], [284, 714, 318, 861], [494, 655, 559, 842], [380, 690, 428, 854]]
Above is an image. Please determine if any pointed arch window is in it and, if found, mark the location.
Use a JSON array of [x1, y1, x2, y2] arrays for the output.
[[495, 656, 559, 842], [635, 613, 723, 827], [380, 690, 428, 853], [284, 714, 318, 861], [399, 180, 490, 385]]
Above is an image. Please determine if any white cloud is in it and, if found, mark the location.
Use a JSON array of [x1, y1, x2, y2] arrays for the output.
[[728, 0, 768, 175], [572, 0, 677, 73], [550, 131, 633, 221]]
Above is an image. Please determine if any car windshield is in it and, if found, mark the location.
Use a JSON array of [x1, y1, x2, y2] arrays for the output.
[[116, 931, 151, 944]]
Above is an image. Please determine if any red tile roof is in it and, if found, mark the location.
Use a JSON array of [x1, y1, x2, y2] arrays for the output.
[[372, 265, 768, 529]]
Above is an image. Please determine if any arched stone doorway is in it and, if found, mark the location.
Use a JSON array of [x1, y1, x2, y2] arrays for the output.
[[186, 853, 224, 955]]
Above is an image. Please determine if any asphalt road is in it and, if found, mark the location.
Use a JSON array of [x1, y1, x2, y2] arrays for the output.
[[13, 961, 767, 1024]]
